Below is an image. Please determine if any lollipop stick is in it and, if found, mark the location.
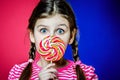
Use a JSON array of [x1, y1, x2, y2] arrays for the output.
[[50, 60, 52, 64]]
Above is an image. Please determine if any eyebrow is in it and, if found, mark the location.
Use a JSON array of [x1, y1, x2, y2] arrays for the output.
[[57, 24, 68, 28], [36, 25, 48, 28]]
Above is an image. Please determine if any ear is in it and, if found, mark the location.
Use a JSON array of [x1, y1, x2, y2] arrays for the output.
[[30, 32, 35, 43], [69, 29, 77, 44]]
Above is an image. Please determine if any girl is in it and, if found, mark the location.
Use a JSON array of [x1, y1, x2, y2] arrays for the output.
[[8, 0, 98, 80]]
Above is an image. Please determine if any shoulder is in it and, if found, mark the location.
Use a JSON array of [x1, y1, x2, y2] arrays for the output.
[[8, 62, 28, 80], [75, 60, 98, 80]]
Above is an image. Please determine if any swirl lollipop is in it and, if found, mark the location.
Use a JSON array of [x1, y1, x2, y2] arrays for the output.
[[38, 36, 65, 62]]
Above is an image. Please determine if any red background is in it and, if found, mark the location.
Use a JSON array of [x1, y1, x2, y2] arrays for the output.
[[0, 0, 39, 79]]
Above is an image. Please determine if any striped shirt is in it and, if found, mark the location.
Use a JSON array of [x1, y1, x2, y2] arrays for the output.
[[8, 60, 98, 80]]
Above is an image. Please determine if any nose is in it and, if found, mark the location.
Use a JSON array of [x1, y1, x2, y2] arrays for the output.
[[49, 31, 55, 36]]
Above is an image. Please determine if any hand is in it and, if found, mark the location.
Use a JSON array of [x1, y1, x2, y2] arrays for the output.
[[38, 63, 58, 80]]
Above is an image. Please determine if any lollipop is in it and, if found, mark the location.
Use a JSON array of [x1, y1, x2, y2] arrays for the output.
[[38, 36, 65, 62]]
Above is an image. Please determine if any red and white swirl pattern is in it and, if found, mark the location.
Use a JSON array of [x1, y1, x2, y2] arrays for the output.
[[39, 36, 65, 62]]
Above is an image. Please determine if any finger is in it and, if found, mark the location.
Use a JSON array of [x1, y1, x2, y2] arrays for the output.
[[41, 68, 57, 74], [42, 63, 55, 70], [48, 73, 57, 80], [39, 72, 55, 80], [51, 73, 57, 79]]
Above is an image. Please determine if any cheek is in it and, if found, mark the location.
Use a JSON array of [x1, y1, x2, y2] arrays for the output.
[[59, 33, 71, 46], [33, 34, 43, 52], [64, 37, 70, 45], [35, 41, 40, 52]]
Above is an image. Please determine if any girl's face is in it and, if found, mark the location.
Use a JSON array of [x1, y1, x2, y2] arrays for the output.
[[30, 14, 75, 54]]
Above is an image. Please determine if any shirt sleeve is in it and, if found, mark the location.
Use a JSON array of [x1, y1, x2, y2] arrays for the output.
[[75, 60, 98, 80], [8, 62, 28, 80], [83, 65, 98, 80]]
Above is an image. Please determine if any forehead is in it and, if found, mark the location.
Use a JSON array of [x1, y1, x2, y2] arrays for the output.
[[35, 14, 69, 27]]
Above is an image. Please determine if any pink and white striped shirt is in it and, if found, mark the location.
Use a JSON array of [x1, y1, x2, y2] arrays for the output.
[[8, 60, 98, 80]]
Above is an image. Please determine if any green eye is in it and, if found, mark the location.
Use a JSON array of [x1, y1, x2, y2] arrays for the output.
[[57, 28, 65, 34], [40, 28, 47, 33]]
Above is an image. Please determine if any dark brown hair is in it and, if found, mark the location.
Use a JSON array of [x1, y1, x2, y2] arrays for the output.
[[20, 0, 86, 80]]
